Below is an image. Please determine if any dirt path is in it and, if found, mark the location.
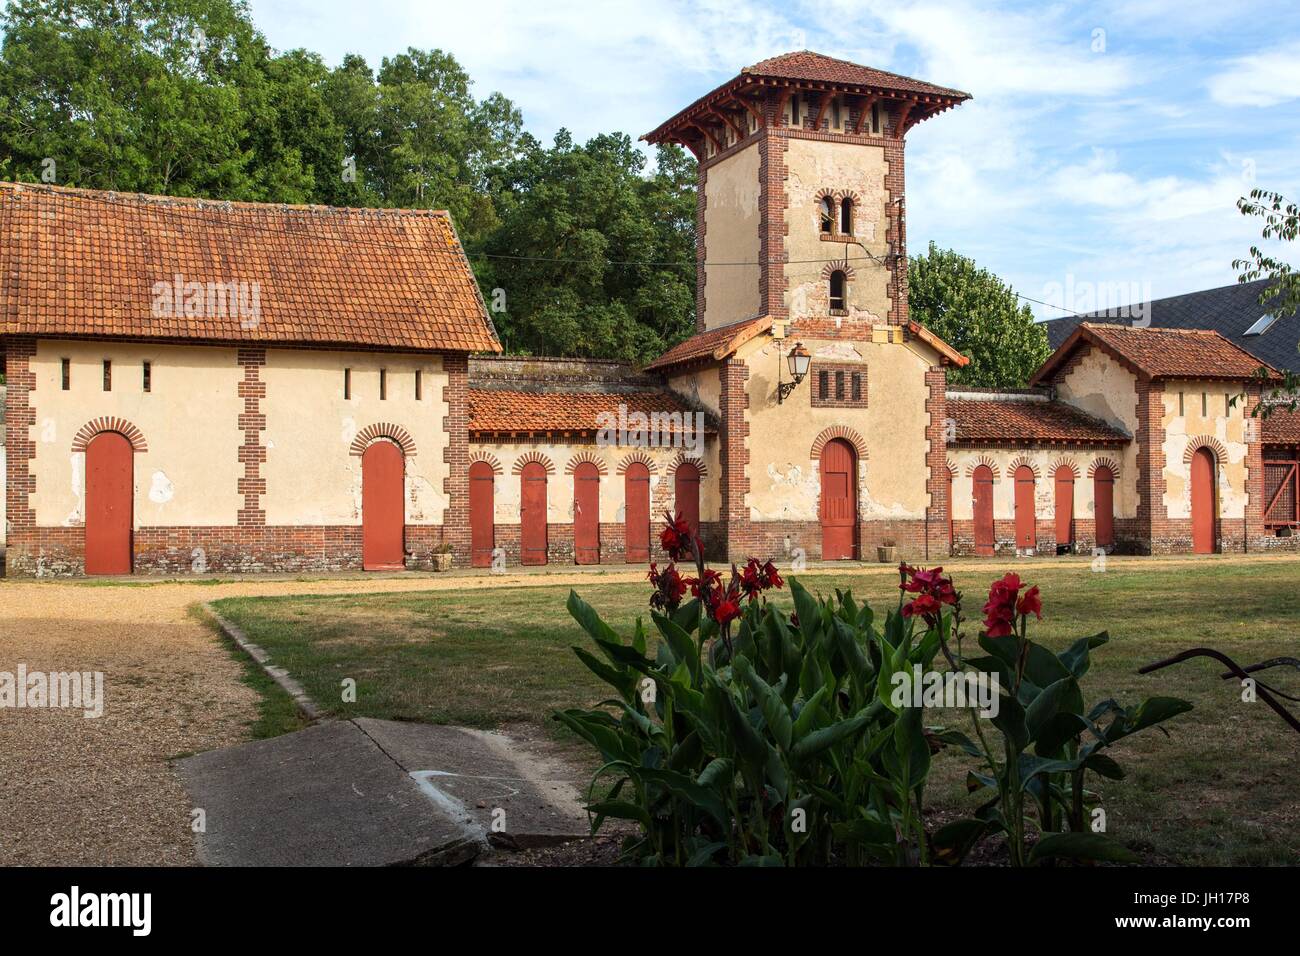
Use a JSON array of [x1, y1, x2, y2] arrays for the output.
[[0, 551, 1288, 865]]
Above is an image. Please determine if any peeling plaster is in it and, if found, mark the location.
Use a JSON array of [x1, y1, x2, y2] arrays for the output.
[[148, 470, 174, 504]]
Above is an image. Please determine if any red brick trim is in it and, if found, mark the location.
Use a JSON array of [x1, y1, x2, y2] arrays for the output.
[[820, 260, 856, 280], [441, 352, 471, 565], [616, 450, 658, 475], [1088, 456, 1121, 478], [719, 358, 751, 559], [468, 449, 503, 475], [5, 337, 37, 535], [883, 136, 907, 326], [924, 365, 949, 559], [666, 452, 709, 478], [809, 424, 868, 460], [511, 451, 555, 475], [564, 451, 608, 475], [1182, 436, 1228, 465], [810, 362, 868, 408], [1050, 457, 1080, 479], [1008, 455, 1042, 479], [349, 423, 417, 457], [758, 104, 789, 320], [236, 348, 266, 527], [71, 417, 148, 453], [963, 455, 1001, 479]]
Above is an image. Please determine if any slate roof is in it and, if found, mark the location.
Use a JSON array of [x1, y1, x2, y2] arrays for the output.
[[1032, 322, 1280, 385], [947, 396, 1130, 447], [0, 182, 501, 353], [1039, 279, 1297, 373]]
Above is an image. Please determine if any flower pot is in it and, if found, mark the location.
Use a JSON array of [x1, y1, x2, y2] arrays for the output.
[[877, 546, 896, 563], [431, 552, 453, 572]]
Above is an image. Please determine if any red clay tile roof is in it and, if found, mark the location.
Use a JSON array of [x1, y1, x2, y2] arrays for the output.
[[742, 52, 970, 99], [643, 316, 772, 372], [948, 397, 1130, 447], [0, 182, 500, 353], [1032, 322, 1278, 385], [1262, 407, 1300, 444], [469, 388, 715, 435]]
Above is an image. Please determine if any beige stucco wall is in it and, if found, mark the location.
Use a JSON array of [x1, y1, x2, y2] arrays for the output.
[[740, 332, 931, 524], [260, 350, 448, 525], [784, 137, 890, 323], [948, 447, 1135, 522], [1160, 379, 1251, 520], [666, 366, 721, 418], [479, 441, 720, 525], [30, 341, 243, 527], [1052, 346, 1140, 512], [703, 144, 761, 330]]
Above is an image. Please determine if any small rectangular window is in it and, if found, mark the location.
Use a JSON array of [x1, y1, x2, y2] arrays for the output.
[[835, 371, 845, 400], [344, 367, 351, 400], [831, 98, 841, 130], [415, 369, 422, 401], [1202, 392, 1208, 416], [1179, 392, 1185, 416], [851, 373, 862, 402], [142, 361, 151, 393], [102, 359, 111, 392], [1225, 393, 1231, 416], [379, 368, 387, 401], [61, 358, 70, 390], [790, 94, 800, 127], [818, 369, 828, 398]]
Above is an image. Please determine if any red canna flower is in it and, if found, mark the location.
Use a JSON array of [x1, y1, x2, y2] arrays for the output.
[[762, 561, 784, 591], [712, 597, 742, 626], [982, 572, 1027, 638], [648, 562, 687, 613], [659, 512, 694, 562], [1016, 585, 1042, 620], [899, 563, 959, 629]]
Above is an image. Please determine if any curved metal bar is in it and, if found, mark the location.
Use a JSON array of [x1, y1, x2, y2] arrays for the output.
[[1140, 647, 1300, 734]]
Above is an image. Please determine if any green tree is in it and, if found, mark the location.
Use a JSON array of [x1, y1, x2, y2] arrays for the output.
[[909, 242, 1050, 388], [477, 133, 696, 363], [1234, 188, 1300, 414]]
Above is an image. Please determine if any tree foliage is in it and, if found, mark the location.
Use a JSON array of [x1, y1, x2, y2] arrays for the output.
[[908, 242, 1050, 388], [1233, 188, 1300, 415]]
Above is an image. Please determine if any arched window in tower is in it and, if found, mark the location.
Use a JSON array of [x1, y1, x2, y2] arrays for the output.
[[829, 270, 846, 312], [820, 197, 834, 234], [840, 197, 853, 236]]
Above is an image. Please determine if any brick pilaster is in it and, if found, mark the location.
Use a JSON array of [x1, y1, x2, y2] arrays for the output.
[[236, 348, 266, 526], [758, 92, 789, 322], [441, 352, 471, 566], [1133, 378, 1165, 553], [1243, 382, 1265, 551], [924, 364, 949, 559], [883, 122, 908, 327], [5, 337, 37, 561], [719, 358, 751, 560]]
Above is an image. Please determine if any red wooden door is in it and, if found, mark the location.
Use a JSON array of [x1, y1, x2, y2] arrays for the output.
[[85, 432, 133, 575], [820, 438, 857, 560], [469, 460, 495, 568], [1191, 448, 1216, 554], [624, 462, 651, 563], [972, 464, 994, 557], [1014, 465, 1036, 552], [1054, 468, 1074, 550], [521, 462, 548, 565], [362, 441, 405, 570], [573, 462, 600, 565], [1093, 466, 1115, 548], [674, 462, 701, 540]]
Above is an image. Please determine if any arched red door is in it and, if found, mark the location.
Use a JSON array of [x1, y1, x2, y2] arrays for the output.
[[1191, 448, 1216, 554], [972, 464, 995, 557], [521, 462, 549, 566], [624, 462, 651, 563], [1093, 466, 1115, 549], [469, 460, 495, 568], [674, 461, 701, 540], [362, 441, 405, 570], [1014, 465, 1036, 552], [573, 462, 600, 565], [85, 432, 133, 575], [820, 438, 857, 560], [1054, 467, 1074, 551]]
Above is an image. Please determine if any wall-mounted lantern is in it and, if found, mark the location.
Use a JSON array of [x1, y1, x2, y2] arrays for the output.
[[778, 342, 811, 404]]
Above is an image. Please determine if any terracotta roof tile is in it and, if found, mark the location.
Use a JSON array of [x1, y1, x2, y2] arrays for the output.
[[742, 51, 970, 99], [0, 182, 500, 353], [1262, 407, 1300, 444], [643, 316, 771, 372], [469, 388, 715, 435], [948, 397, 1130, 447], [1032, 322, 1278, 384]]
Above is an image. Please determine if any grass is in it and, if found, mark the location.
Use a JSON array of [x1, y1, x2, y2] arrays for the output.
[[211, 554, 1300, 865]]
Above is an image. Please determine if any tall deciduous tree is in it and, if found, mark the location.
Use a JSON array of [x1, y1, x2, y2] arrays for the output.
[[1234, 188, 1300, 413], [909, 242, 1050, 388]]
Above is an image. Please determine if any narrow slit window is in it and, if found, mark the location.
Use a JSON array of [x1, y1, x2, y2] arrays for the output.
[[344, 367, 352, 400], [818, 369, 829, 398], [380, 368, 387, 401], [840, 198, 853, 235], [790, 95, 800, 127], [831, 98, 842, 130], [1202, 392, 1208, 416], [851, 373, 862, 402], [142, 361, 152, 393], [829, 270, 846, 311], [102, 359, 111, 392], [61, 358, 70, 390], [1179, 391, 1185, 416], [835, 371, 845, 400], [415, 369, 423, 401], [1225, 393, 1231, 415]]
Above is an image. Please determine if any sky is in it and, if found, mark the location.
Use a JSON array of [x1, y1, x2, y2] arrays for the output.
[[158, 2, 1300, 317]]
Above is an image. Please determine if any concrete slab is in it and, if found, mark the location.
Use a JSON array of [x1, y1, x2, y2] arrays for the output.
[[176, 720, 480, 866], [354, 718, 590, 849]]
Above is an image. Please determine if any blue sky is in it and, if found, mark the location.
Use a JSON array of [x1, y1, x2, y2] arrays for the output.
[[118, 2, 1300, 317]]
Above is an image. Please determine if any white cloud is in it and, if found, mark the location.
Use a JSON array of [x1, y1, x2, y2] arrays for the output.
[[1207, 41, 1300, 107]]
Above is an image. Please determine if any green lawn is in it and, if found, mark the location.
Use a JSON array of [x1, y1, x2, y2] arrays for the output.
[[212, 555, 1300, 865]]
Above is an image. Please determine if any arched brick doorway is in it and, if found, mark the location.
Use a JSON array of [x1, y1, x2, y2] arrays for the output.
[[1014, 465, 1036, 552], [520, 461, 549, 566], [362, 440, 405, 570], [1093, 465, 1115, 549], [573, 461, 600, 565], [85, 431, 134, 575], [624, 462, 651, 563], [674, 461, 701, 540], [469, 460, 495, 568], [1054, 466, 1074, 551], [820, 438, 857, 560], [972, 464, 995, 557], [1191, 447, 1217, 554]]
